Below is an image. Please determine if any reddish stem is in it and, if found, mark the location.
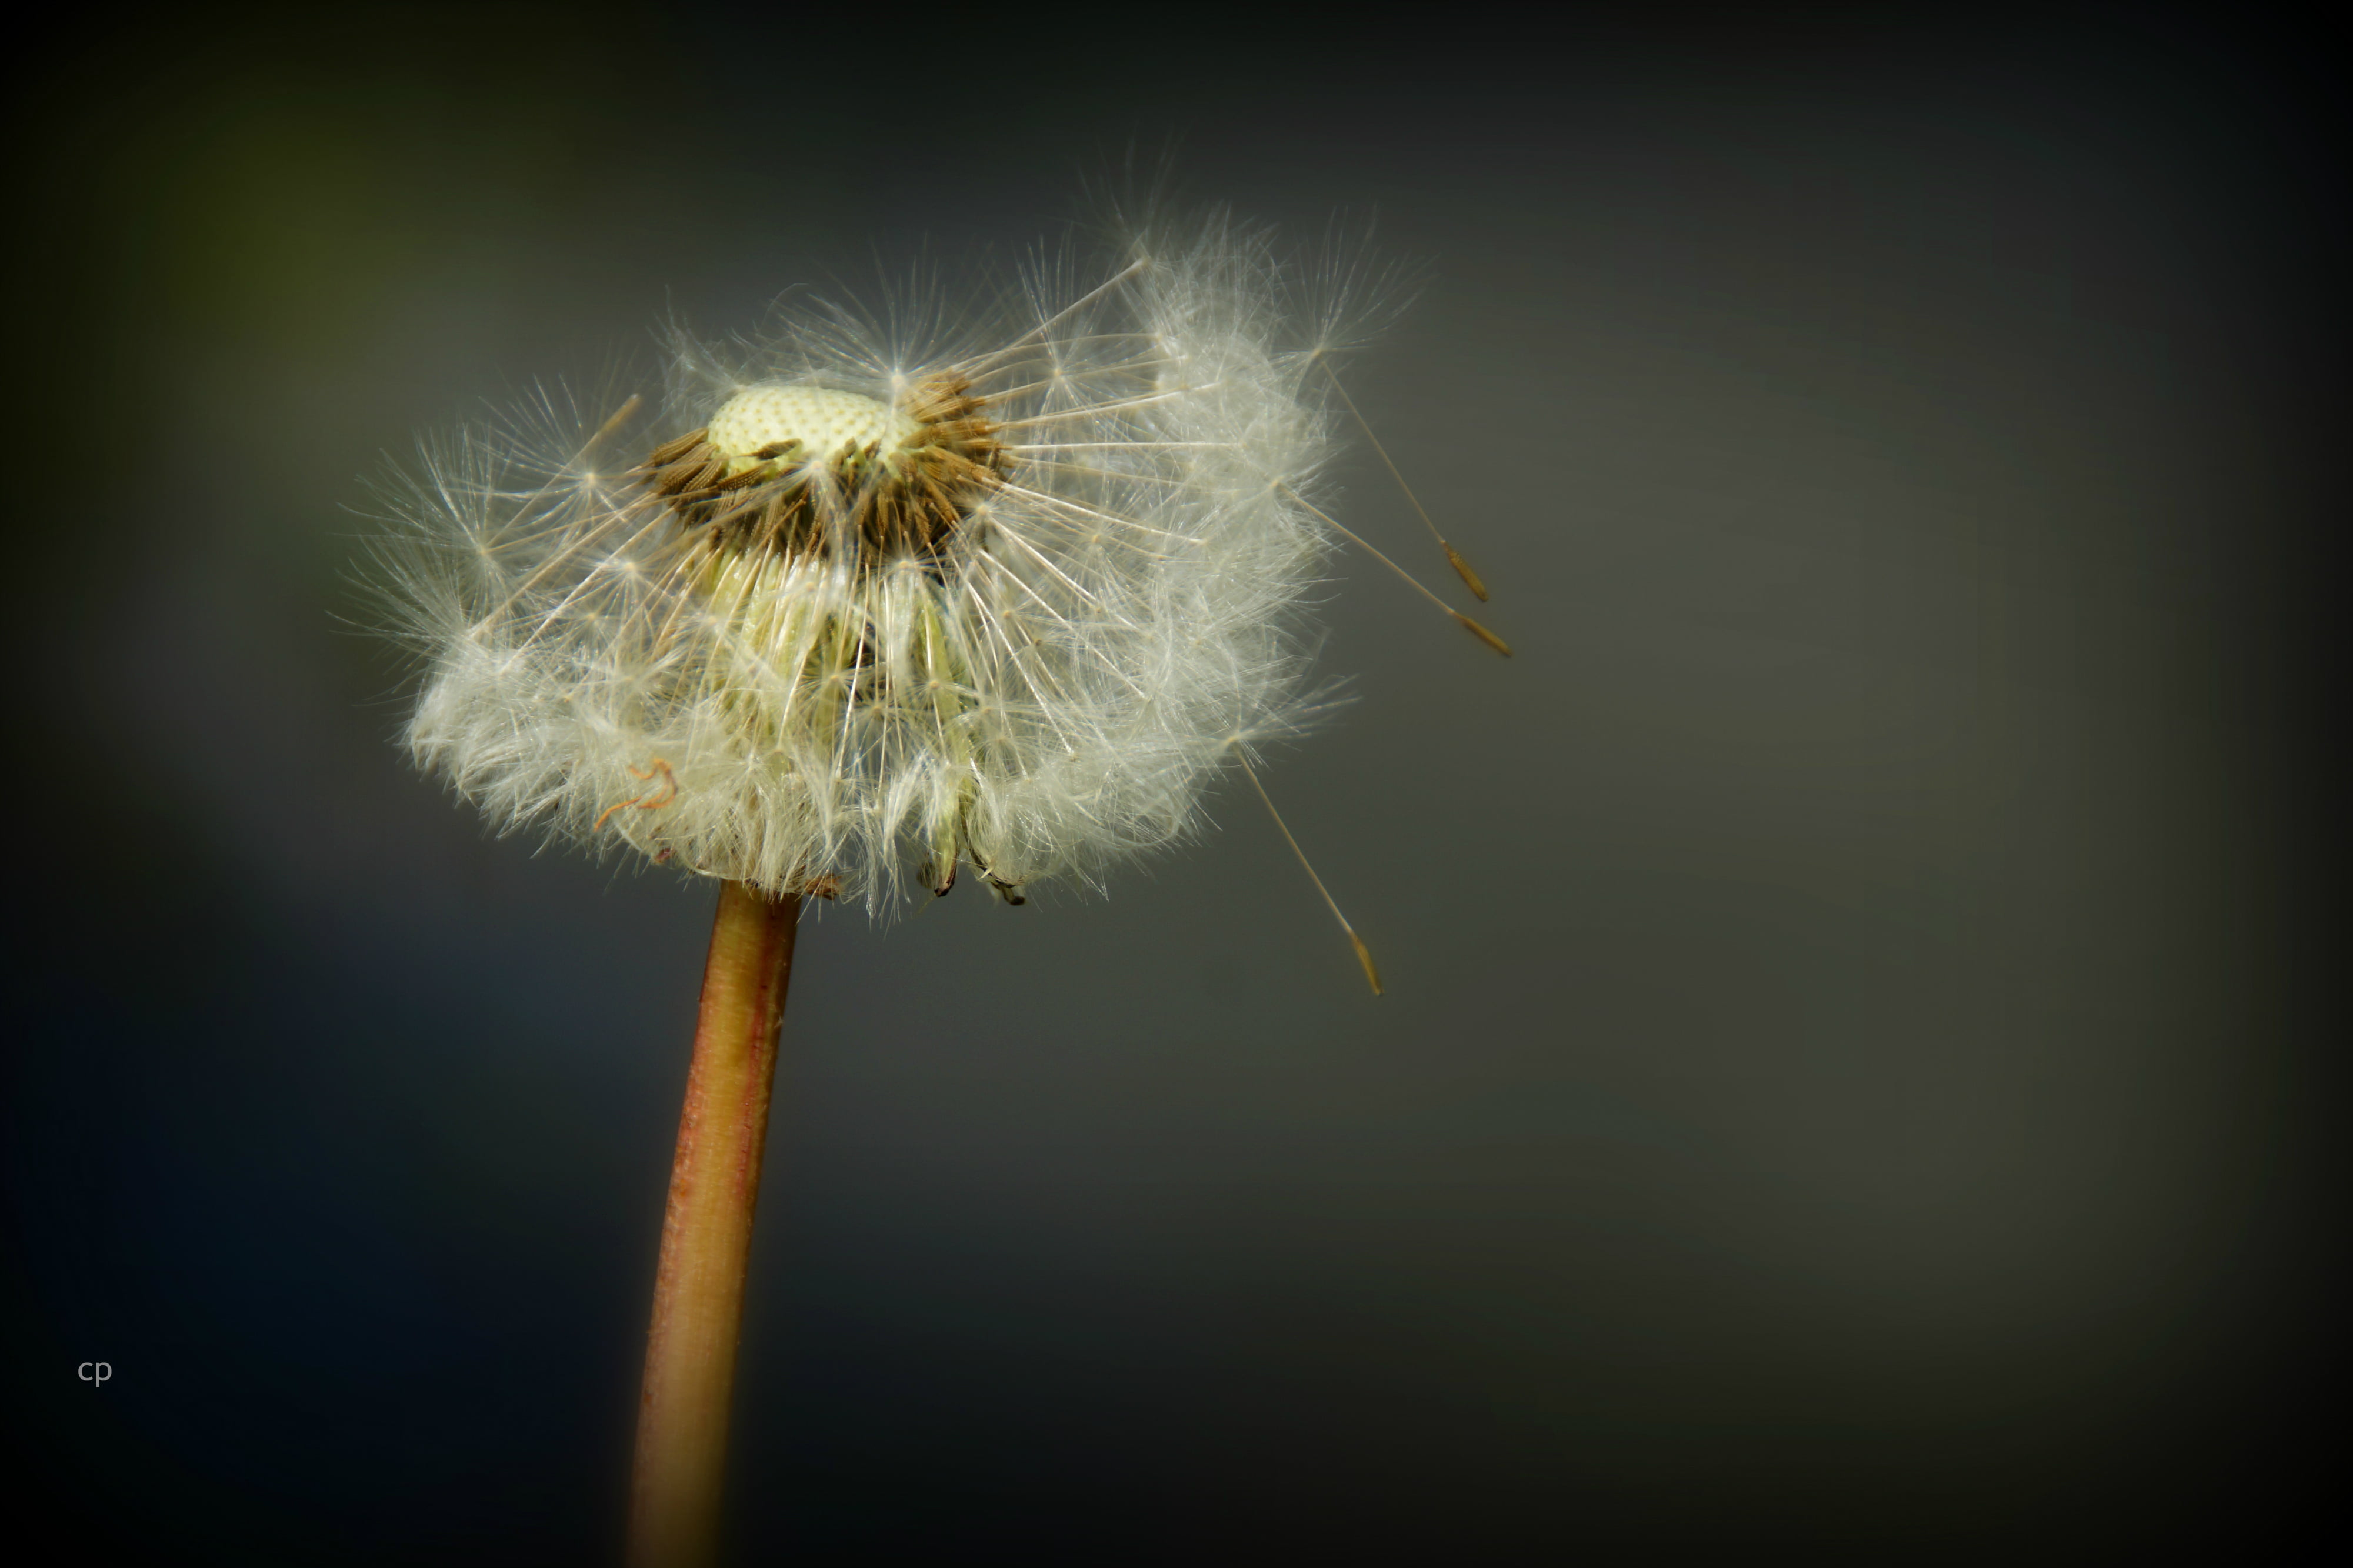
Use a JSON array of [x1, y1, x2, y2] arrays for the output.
[[628, 880, 800, 1567]]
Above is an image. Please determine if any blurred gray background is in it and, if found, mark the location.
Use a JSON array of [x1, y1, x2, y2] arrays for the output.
[[3, 6, 2334, 1563]]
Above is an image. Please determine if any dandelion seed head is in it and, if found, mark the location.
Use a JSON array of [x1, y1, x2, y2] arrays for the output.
[[372, 214, 1384, 912]]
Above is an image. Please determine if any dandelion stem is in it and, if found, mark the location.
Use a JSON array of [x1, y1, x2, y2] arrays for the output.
[[628, 880, 801, 1568]]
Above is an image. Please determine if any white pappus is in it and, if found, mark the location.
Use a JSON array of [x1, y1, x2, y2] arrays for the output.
[[374, 212, 1498, 971]]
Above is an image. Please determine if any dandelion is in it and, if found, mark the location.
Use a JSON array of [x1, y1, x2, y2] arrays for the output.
[[369, 211, 1504, 1565]]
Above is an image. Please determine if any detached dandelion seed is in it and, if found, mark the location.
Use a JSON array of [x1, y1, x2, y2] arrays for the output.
[[366, 210, 1505, 1564]]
